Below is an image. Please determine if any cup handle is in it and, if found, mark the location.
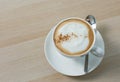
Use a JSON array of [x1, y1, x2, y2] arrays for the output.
[[90, 47, 104, 57]]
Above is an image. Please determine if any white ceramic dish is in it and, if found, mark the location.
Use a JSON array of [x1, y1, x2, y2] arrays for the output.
[[44, 29, 105, 76]]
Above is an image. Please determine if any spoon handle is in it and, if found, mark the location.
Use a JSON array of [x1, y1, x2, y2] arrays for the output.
[[84, 54, 89, 73]]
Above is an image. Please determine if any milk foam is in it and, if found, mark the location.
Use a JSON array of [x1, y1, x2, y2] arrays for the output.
[[58, 22, 89, 53]]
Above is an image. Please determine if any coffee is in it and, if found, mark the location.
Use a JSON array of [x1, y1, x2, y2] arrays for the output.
[[53, 18, 94, 56]]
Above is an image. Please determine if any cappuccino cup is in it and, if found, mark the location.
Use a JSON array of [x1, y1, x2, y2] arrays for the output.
[[52, 17, 102, 57]]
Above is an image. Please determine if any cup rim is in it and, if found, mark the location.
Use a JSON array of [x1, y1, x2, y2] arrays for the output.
[[52, 17, 95, 57]]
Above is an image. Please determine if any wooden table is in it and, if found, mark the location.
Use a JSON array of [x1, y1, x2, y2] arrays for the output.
[[0, 0, 120, 82]]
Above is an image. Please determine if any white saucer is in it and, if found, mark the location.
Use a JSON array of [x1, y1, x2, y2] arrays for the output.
[[44, 29, 105, 76]]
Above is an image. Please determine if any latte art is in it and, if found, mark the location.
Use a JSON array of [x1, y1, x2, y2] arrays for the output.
[[54, 19, 94, 55], [56, 33, 78, 43]]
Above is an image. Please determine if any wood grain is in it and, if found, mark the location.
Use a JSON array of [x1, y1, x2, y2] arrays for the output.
[[0, 0, 120, 82]]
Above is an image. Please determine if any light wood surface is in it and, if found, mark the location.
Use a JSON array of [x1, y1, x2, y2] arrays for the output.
[[0, 0, 120, 82]]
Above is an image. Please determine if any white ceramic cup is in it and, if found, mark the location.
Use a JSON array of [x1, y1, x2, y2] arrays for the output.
[[52, 17, 103, 57]]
